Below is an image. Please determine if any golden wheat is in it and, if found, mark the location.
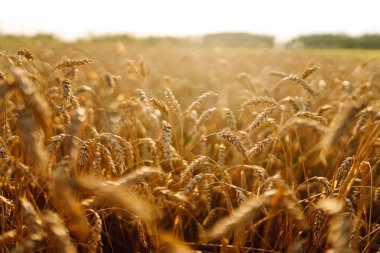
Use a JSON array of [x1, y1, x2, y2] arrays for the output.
[[0, 42, 378, 253]]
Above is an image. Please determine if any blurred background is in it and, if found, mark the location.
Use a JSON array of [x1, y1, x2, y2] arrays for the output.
[[1, 0, 380, 49]]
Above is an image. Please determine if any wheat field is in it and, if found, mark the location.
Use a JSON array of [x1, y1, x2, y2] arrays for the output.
[[0, 40, 379, 252]]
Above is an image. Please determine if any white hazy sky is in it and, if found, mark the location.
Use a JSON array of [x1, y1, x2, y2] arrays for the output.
[[1, 0, 379, 41]]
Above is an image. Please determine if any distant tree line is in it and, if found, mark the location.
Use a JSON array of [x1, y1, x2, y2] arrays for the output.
[[1, 32, 380, 49], [202, 33, 274, 48], [79, 32, 380, 49], [81, 33, 275, 48], [287, 34, 380, 49]]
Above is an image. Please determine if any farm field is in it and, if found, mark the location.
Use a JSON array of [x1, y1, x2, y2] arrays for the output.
[[0, 40, 379, 252]]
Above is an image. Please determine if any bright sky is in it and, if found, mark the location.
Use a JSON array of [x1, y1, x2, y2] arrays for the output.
[[1, 0, 379, 42]]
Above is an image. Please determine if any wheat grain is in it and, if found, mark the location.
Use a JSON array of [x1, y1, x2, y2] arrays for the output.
[[316, 104, 333, 115], [248, 106, 280, 133], [335, 156, 355, 188], [218, 130, 248, 156], [0, 194, 14, 208], [223, 108, 237, 132], [55, 58, 92, 69], [164, 87, 182, 114], [318, 198, 354, 253], [312, 209, 324, 241], [14, 199, 45, 253], [161, 120, 175, 161], [299, 66, 319, 80], [105, 72, 120, 88], [196, 108, 218, 130], [289, 111, 328, 125], [43, 210, 77, 253], [185, 92, 218, 113], [150, 97, 169, 115], [17, 48, 34, 61], [87, 210, 103, 253], [287, 74, 317, 96], [202, 190, 269, 241], [240, 96, 279, 114], [246, 135, 276, 160]]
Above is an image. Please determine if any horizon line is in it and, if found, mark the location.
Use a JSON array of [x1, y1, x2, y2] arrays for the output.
[[2, 30, 380, 44]]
